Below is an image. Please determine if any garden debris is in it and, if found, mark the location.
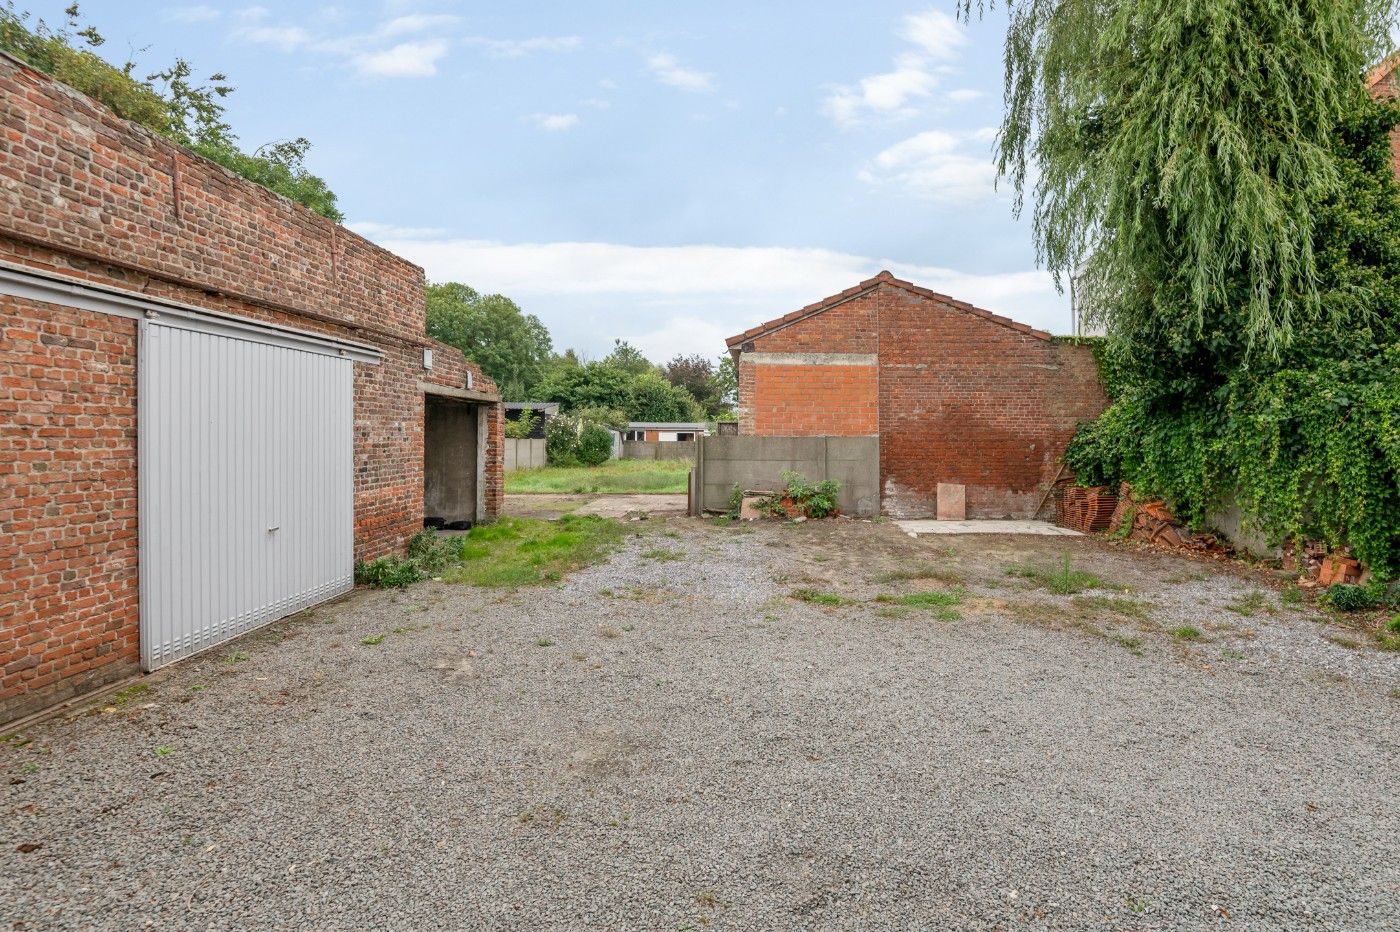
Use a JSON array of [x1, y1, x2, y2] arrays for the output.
[[1104, 483, 1228, 554]]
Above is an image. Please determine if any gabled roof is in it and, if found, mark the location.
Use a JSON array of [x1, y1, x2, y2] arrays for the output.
[[725, 270, 1051, 349], [1367, 50, 1400, 94]]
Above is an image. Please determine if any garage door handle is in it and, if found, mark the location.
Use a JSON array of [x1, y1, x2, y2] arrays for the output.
[[267, 525, 280, 532]]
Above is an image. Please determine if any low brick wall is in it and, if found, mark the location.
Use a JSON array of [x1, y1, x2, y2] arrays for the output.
[[693, 436, 880, 517]]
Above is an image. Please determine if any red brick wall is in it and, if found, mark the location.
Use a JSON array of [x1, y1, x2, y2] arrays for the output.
[[747, 363, 878, 436], [0, 54, 504, 721], [875, 283, 1105, 518], [1, 297, 140, 712], [735, 281, 1107, 518], [1366, 64, 1400, 182]]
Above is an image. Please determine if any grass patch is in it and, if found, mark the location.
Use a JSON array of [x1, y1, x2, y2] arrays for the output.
[[1220, 648, 1246, 660], [110, 683, 152, 707], [1169, 625, 1205, 641], [871, 563, 965, 586], [789, 588, 854, 606], [1281, 585, 1303, 605], [506, 458, 692, 494], [1225, 591, 1272, 617], [535, 638, 555, 647], [640, 547, 685, 562], [1377, 633, 1400, 652], [443, 515, 625, 587], [361, 634, 385, 645], [1006, 554, 1104, 595], [1110, 633, 1144, 654], [874, 589, 964, 608], [1072, 595, 1151, 618]]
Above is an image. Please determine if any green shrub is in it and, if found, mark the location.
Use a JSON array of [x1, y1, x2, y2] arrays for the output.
[[504, 408, 538, 440], [545, 413, 615, 467], [354, 556, 423, 589], [758, 470, 842, 519], [1327, 584, 1375, 612]]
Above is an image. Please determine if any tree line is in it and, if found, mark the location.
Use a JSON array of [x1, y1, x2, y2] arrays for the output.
[[425, 282, 736, 424]]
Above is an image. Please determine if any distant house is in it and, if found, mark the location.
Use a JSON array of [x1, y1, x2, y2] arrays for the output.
[[504, 402, 558, 439], [624, 422, 710, 442]]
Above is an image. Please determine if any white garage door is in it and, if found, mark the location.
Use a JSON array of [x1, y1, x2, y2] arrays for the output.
[[138, 317, 356, 670]]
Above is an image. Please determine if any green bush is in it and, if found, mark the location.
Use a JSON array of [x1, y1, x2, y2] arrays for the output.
[[1326, 584, 1376, 612], [354, 556, 423, 589], [504, 408, 538, 440], [576, 421, 614, 466], [757, 470, 841, 519], [355, 529, 467, 589]]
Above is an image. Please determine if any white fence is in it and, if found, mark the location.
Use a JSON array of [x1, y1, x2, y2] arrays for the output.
[[504, 438, 547, 471]]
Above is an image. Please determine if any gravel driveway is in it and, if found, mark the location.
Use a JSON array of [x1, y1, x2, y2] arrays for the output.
[[4, 517, 1398, 930]]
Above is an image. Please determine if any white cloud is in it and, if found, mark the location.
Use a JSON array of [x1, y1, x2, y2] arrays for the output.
[[946, 88, 982, 103], [236, 25, 310, 50], [235, 5, 268, 20], [346, 221, 450, 240], [164, 5, 221, 22], [900, 9, 969, 61], [379, 14, 462, 38], [465, 36, 583, 58], [353, 39, 450, 77], [858, 128, 1000, 203], [343, 233, 1069, 358], [647, 53, 714, 92], [823, 8, 969, 127], [526, 113, 581, 131]]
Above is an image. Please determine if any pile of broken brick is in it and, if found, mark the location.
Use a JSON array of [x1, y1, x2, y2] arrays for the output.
[[1056, 481, 1367, 586]]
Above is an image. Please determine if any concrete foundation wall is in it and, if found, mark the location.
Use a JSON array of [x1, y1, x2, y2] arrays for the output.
[[622, 440, 699, 461], [695, 435, 880, 517], [504, 438, 547, 471]]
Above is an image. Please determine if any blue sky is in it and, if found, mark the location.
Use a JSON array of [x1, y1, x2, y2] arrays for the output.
[[36, 1, 1068, 361]]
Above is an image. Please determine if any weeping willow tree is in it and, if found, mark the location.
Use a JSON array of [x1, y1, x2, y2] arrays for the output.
[[966, 1, 1400, 579], [966, 0, 1395, 354]]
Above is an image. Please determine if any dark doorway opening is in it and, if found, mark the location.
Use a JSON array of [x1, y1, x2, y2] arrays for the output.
[[424, 394, 483, 530]]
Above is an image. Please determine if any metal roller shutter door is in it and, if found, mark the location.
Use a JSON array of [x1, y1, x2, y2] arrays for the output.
[[138, 318, 355, 670]]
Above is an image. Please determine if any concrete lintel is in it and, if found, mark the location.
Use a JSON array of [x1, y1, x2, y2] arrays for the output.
[[419, 381, 502, 403], [743, 352, 877, 366]]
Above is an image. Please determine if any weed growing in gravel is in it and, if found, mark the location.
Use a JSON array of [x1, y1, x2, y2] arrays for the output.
[[154, 745, 174, 757], [535, 638, 555, 647], [1281, 585, 1303, 605], [1110, 633, 1144, 654], [444, 516, 625, 587], [789, 588, 853, 606], [361, 634, 385, 646], [110, 683, 151, 707], [225, 650, 249, 663], [516, 805, 567, 826], [872, 563, 966, 586], [1221, 648, 1246, 660], [640, 547, 685, 562], [1324, 634, 1362, 650], [597, 625, 622, 639], [1170, 625, 1205, 641], [1006, 554, 1104, 594], [1072, 595, 1150, 618], [1225, 591, 1272, 617], [874, 590, 964, 608]]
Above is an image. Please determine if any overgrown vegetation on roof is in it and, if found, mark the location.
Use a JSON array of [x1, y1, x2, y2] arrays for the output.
[[0, 2, 343, 220]]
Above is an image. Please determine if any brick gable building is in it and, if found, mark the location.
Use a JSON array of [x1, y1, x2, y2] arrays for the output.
[[0, 52, 503, 722], [726, 272, 1107, 519]]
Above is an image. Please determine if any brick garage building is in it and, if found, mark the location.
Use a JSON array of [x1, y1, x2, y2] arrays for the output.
[[727, 271, 1107, 519], [0, 53, 503, 723]]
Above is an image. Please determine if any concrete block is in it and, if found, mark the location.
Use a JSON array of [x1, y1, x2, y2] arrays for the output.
[[936, 483, 966, 521]]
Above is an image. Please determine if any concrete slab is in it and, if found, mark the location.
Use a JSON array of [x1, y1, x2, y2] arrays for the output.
[[897, 519, 1082, 537]]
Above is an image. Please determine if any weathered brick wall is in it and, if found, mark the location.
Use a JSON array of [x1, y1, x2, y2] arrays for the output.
[[876, 283, 1105, 518], [1366, 61, 1400, 182], [0, 54, 503, 721], [1, 296, 141, 713], [732, 275, 1107, 518]]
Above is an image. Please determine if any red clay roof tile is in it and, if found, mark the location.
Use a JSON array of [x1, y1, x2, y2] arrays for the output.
[[724, 270, 1053, 346]]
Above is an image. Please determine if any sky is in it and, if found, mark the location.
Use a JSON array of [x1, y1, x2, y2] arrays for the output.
[[33, 1, 1070, 361]]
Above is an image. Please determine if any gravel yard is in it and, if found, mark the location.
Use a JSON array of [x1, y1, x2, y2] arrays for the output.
[[4, 513, 1398, 930]]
